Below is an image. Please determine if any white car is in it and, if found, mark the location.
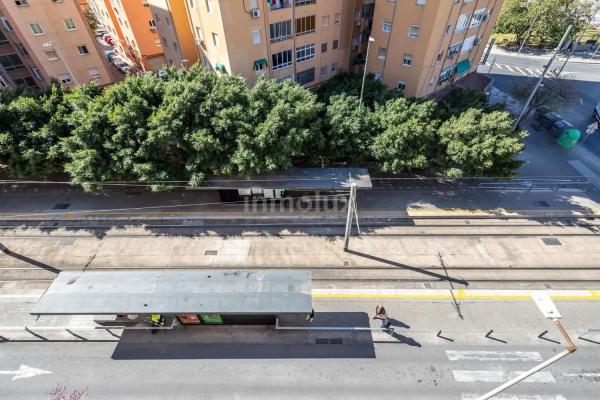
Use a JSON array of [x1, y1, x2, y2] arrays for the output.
[[112, 58, 130, 73]]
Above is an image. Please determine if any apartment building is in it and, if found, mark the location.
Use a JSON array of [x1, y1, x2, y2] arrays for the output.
[[184, 0, 355, 86], [355, 0, 503, 97], [147, 0, 198, 67], [87, 0, 165, 71], [0, 0, 113, 90]]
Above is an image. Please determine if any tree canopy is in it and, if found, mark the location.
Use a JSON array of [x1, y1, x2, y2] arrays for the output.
[[0, 67, 526, 189]]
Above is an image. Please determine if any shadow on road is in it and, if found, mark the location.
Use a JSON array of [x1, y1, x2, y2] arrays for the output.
[[0, 242, 60, 274], [345, 249, 468, 286]]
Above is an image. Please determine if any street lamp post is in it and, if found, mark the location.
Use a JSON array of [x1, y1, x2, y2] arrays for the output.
[[359, 36, 376, 108], [42, 40, 79, 86], [477, 292, 577, 400]]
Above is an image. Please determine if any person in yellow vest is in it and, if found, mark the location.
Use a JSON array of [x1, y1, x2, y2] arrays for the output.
[[150, 314, 165, 333]]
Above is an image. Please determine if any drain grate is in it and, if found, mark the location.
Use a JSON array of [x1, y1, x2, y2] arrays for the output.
[[316, 338, 343, 344], [53, 203, 70, 210], [534, 201, 550, 207], [204, 250, 218, 256], [541, 237, 562, 246], [342, 260, 350, 266]]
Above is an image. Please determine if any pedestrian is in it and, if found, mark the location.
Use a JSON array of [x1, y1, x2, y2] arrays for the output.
[[373, 304, 394, 334]]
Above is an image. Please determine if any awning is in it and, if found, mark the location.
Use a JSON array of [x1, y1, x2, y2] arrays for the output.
[[456, 59, 471, 74], [215, 62, 227, 73], [31, 270, 312, 316], [253, 58, 268, 68]]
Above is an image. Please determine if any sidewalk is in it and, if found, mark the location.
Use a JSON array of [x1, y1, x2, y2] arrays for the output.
[[490, 45, 600, 64]]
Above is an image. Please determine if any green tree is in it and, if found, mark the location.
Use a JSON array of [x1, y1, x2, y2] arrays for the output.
[[437, 109, 527, 177], [323, 94, 373, 163], [370, 98, 439, 173], [231, 78, 322, 176], [316, 72, 401, 107], [437, 87, 489, 120], [510, 70, 578, 109], [495, 0, 533, 43]]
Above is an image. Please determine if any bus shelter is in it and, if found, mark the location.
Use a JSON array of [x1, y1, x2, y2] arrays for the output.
[[31, 270, 312, 329]]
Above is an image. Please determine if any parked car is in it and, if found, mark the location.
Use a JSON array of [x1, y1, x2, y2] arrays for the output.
[[112, 58, 130, 73], [594, 102, 600, 123], [104, 50, 116, 61], [532, 106, 581, 149], [103, 35, 113, 45]]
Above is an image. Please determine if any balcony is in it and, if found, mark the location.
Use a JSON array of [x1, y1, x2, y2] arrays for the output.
[[270, 0, 291, 10]]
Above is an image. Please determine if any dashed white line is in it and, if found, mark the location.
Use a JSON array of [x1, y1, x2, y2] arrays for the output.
[[453, 370, 555, 383], [462, 394, 566, 400], [447, 350, 543, 362], [514, 66, 528, 75]]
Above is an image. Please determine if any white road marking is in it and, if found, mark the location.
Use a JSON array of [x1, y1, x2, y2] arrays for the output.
[[563, 372, 600, 377], [503, 64, 516, 72], [447, 350, 543, 362], [462, 394, 566, 400], [453, 370, 555, 383], [514, 66, 528, 75], [0, 365, 52, 381], [525, 68, 537, 76]]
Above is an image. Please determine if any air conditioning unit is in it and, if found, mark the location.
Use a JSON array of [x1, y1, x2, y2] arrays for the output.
[[251, 8, 260, 18], [150, 27, 156, 32]]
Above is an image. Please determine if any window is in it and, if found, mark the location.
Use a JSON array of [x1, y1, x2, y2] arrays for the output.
[[44, 50, 59, 60], [272, 49, 293, 70], [88, 67, 100, 78], [378, 47, 387, 59], [320, 66, 328, 76], [403, 53, 412, 66], [32, 66, 43, 80], [0, 30, 8, 45], [296, 43, 315, 62], [334, 13, 341, 24], [382, 20, 392, 33], [29, 23, 44, 35], [161, 36, 168, 47], [461, 35, 476, 53], [16, 43, 28, 56], [195, 27, 204, 43], [173, 42, 179, 52], [252, 29, 261, 45], [254, 59, 267, 73], [0, 17, 13, 32], [58, 73, 72, 84], [321, 42, 327, 53], [149, 19, 156, 29], [295, 0, 315, 6], [396, 80, 406, 91], [0, 73, 7, 87], [270, 20, 292, 42], [77, 45, 89, 55], [15, 0, 28, 6], [0, 53, 24, 71], [64, 18, 76, 30], [205, 0, 212, 13], [416, 0, 426, 4], [456, 13, 471, 32], [444, 24, 452, 35], [470, 9, 488, 28], [408, 25, 419, 38], [296, 15, 315, 35], [211, 32, 218, 47], [188, 0, 195, 7], [295, 67, 315, 85], [154, 13, 160, 23], [436, 51, 444, 63], [322, 16, 329, 27], [439, 65, 455, 82], [332, 39, 338, 49], [166, 16, 171, 27], [331, 62, 337, 72], [447, 41, 462, 58]]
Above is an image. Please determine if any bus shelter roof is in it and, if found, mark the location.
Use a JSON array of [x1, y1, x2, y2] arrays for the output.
[[31, 270, 312, 316]]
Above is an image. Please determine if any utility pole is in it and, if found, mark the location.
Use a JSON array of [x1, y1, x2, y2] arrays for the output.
[[517, 5, 542, 56], [556, 4, 600, 75], [359, 36, 376, 108], [343, 182, 358, 251], [512, 25, 573, 132]]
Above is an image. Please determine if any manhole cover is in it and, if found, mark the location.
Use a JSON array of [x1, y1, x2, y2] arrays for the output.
[[541, 238, 562, 246], [204, 250, 218, 256], [342, 260, 350, 266], [534, 201, 550, 207], [53, 203, 70, 210]]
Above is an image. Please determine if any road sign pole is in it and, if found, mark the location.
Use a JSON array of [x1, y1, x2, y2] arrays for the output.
[[343, 183, 357, 252], [512, 25, 573, 132]]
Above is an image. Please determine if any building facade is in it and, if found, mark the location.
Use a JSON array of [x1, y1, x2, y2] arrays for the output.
[[0, 0, 113, 90], [147, 0, 198, 67], [87, 0, 165, 71], [184, 0, 355, 86], [356, 0, 503, 97]]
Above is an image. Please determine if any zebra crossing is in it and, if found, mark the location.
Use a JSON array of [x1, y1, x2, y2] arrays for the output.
[[448, 350, 566, 400], [482, 62, 576, 78]]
